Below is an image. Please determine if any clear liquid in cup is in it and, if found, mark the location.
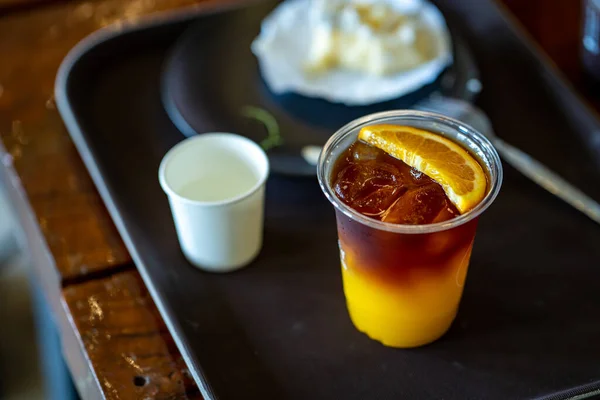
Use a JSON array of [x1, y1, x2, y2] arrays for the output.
[[177, 158, 259, 202]]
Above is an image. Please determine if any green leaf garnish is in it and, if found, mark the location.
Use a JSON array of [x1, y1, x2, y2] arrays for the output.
[[241, 106, 283, 151]]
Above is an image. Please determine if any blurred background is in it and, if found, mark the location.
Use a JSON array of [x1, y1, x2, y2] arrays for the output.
[[0, 188, 44, 400]]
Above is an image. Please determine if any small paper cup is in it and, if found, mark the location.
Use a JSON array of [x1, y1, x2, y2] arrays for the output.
[[159, 133, 269, 272]]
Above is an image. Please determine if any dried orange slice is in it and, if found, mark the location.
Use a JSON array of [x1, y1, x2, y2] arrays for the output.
[[358, 124, 487, 214]]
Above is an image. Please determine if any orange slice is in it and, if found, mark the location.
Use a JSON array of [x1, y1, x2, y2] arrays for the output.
[[358, 124, 487, 214]]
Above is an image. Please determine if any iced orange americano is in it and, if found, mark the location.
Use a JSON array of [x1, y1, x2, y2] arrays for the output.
[[318, 111, 502, 348]]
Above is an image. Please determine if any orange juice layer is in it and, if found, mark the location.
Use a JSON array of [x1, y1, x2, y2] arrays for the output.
[[340, 240, 474, 348]]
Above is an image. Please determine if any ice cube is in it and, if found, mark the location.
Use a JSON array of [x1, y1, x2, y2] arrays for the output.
[[431, 205, 459, 223], [352, 141, 382, 162], [352, 142, 432, 187], [381, 183, 447, 225], [334, 161, 404, 217]]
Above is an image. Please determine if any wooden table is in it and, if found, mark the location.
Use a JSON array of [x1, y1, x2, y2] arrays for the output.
[[0, 0, 590, 398]]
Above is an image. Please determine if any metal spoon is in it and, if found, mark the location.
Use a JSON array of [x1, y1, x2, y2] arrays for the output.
[[415, 96, 600, 225]]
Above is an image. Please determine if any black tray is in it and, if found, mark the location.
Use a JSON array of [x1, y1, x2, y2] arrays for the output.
[[56, 1, 600, 399]]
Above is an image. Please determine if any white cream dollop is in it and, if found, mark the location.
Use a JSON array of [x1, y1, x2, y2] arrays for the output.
[[305, 0, 435, 76]]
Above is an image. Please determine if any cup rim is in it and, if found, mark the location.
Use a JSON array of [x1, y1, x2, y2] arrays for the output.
[[159, 132, 270, 207], [317, 110, 503, 234]]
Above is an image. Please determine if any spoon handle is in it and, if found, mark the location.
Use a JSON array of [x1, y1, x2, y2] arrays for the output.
[[494, 138, 600, 225]]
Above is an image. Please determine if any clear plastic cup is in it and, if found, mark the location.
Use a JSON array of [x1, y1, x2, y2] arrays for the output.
[[317, 111, 502, 348]]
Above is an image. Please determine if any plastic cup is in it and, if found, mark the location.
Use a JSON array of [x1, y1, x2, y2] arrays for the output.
[[159, 133, 269, 272], [317, 111, 502, 348]]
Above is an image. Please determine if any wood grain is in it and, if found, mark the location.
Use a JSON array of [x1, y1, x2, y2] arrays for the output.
[[62, 270, 201, 399], [0, 0, 59, 10], [0, 0, 592, 398], [0, 0, 210, 398]]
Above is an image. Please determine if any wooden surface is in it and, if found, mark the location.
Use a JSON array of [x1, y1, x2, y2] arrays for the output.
[[0, 0, 215, 398], [62, 271, 198, 399], [0, 0, 591, 398], [0, 0, 54, 10]]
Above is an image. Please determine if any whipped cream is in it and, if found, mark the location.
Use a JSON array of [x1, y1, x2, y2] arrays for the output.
[[305, 0, 435, 76]]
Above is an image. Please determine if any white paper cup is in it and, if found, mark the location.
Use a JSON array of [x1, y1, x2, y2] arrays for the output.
[[159, 133, 269, 272]]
